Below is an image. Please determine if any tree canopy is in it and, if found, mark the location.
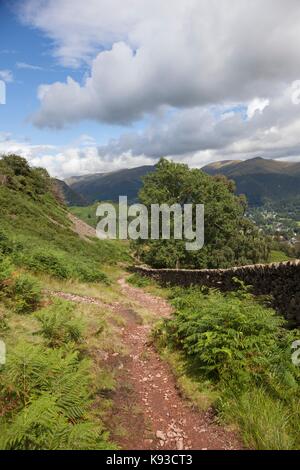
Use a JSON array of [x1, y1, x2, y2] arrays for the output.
[[134, 158, 270, 268]]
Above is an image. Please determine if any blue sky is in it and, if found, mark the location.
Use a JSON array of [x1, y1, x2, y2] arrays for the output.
[[1, 0, 300, 177], [0, 1, 132, 148]]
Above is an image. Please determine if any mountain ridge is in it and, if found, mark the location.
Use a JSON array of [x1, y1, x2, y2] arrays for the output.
[[203, 157, 300, 205], [63, 157, 300, 206]]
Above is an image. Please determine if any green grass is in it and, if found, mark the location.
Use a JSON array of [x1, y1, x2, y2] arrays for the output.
[[69, 202, 121, 229], [269, 250, 291, 262], [69, 203, 100, 228], [0, 258, 124, 449], [0, 184, 130, 284]]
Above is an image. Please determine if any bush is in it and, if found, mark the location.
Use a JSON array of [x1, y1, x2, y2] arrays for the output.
[[76, 265, 110, 284], [26, 251, 71, 279], [0, 394, 107, 450], [35, 299, 85, 347], [8, 274, 41, 314], [127, 273, 153, 288], [23, 251, 110, 284]]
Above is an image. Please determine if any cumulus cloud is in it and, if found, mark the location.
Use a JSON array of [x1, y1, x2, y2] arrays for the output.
[[96, 84, 300, 163], [8, 0, 300, 172], [0, 133, 155, 178], [247, 99, 270, 120], [20, 0, 300, 128]]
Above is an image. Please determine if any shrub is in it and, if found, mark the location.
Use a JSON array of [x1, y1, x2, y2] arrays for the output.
[[35, 299, 85, 347], [26, 251, 71, 279], [23, 251, 110, 284], [76, 265, 110, 284], [8, 274, 41, 314], [0, 394, 104, 450], [127, 273, 153, 288]]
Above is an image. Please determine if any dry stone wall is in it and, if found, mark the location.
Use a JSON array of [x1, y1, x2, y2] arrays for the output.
[[132, 261, 300, 327]]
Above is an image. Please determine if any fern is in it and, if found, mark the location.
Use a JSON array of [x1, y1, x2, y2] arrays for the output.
[[6, 274, 41, 314], [35, 298, 85, 347], [1, 342, 90, 413], [0, 341, 112, 450], [0, 394, 109, 450]]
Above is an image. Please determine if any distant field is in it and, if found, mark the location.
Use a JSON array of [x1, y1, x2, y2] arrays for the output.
[[70, 202, 121, 230], [269, 250, 291, 262], [69, 203, 99, 228]]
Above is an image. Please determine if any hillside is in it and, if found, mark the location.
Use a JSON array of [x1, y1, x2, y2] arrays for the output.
[[66, 165, 156, 203], [65, 157, 300, 207], [0, 155, 129, 283], [54, 178, 88, 206], [202, 157, 300, 205]]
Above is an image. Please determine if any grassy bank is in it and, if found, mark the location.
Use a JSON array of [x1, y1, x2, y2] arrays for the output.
[[151, 284, 300, 450], [0, 156, 130, 449], [0, 256, 129, 449]]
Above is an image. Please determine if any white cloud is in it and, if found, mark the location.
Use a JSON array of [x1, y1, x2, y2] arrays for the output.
[[9, 0, 300, 173], [94, 84, 300, 163], [16, 62, 44, 71], [247, 98, 270, 119], [19, 0, 300, 128], [0, 134, 155, 178]]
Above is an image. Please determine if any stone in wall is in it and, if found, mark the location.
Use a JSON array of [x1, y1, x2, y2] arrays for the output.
[[132, 260, 300, 327]]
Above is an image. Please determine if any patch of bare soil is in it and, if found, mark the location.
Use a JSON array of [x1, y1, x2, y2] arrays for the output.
[[68, 213, 96, 241]]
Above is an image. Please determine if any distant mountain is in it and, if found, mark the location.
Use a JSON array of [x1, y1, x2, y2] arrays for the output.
[[54, 179, 88, 206], [64, 157, 300, 207], [66, 165, 156, 203], [202, 157, 300, 205]]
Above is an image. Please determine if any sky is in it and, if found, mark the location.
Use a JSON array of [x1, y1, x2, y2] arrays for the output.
[[1, 0, 300, 179]]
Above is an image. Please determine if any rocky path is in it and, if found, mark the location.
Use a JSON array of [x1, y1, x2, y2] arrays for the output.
[[49, 278, 241, 450], [106, 278, 241, 450]]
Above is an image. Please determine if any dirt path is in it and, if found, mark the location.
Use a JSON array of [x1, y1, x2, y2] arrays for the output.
[[105, 277, 241, 450], [48, 278, 241, 450]]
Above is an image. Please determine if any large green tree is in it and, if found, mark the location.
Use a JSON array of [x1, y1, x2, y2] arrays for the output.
[[134, 159, 270, 268]]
